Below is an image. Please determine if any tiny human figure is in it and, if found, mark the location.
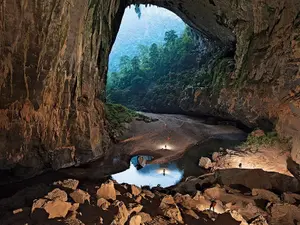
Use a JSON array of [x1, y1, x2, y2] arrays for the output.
[[163, 169, 166, 176], [209, 199, 217, 212], [239, 163, 242, 168], [165, 145, 167, 149]]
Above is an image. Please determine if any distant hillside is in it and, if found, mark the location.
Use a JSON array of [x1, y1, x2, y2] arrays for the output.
[[108, 5, 185, 73]]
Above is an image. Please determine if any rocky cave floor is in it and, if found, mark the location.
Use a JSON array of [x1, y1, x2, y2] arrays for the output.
[[0, 116, 297, 225], [1, 165, 300, 225]]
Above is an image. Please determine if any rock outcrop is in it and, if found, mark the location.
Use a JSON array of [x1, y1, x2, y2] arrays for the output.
[[0, 0, 125, 181], [1, 0, 300, 181]]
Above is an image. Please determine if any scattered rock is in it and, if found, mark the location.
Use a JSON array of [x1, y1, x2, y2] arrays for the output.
[[130, 185, 141, 196], [183, 209, 199, 219], [96, 180, 116, 200], [236, 203, 265, 221], [174, 193, 200, 210], [204, 186, 254, 205], [212, 152, 221, 162], [44, 200, 72, 219], [270, 203, 300, 225], [97, 198, 110, 210], [250, 215, 268, 225], [282, 192, 300, 204], [199, 157, 213, 169], [111, 201, 129, 225], [142, 189, 155, 199], [159, 195, 184, 224], [70, 189, 90, 204], [124, 192, 133, 198], [70, 203, 80, 212], [65, 217, 85, 225], [129, 215, 142, 225], [45, 188, 68, 202], [230, 210, 248, 225], [252, 189, 280, 203], [161, 195, 176, 205], [224, 185, 242, 194], [128, 203, 143, 215], [137, 212, 152, 223], [135, 195, 142, 203], [32, 198, 72, 219], [202, 210, 218, 221], [53, 179, 79, 190]]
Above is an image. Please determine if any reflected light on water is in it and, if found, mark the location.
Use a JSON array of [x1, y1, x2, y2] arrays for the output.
[[156, 168, 171, 175], [112, 162, 183, 188]]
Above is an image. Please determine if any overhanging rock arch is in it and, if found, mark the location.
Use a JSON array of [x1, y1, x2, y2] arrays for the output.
[[0, 0, 300, 182]]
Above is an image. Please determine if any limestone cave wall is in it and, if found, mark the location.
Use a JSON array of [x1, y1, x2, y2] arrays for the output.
[[0, 0, 125, 181], [133, 0, 300, 162], [0, 0, 300, 181]]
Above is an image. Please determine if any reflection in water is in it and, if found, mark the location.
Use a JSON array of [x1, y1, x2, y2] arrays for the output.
[[112, 137, 245, 188], [112, 156, 184, 188]]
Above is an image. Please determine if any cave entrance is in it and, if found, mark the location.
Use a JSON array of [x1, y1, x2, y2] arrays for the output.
[[106, 4, 207, 113]]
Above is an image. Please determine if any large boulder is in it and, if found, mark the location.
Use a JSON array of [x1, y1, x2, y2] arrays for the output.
[[270, 203, 300, 225], [204, 186, 255, 205], [96, 180, 116, 200], [229, 202, 265, 221], [282, 192, 300, 204], [252, 189, 280, 203], [215, 169, 300, 192]]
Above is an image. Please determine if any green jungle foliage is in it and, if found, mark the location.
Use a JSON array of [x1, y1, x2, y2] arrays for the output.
[[108, 5, 185, 73], [107, 27, 198, 111], [104, 103, 138, 139], [107, 27, 234, 112], [105, 103, 154, 140]]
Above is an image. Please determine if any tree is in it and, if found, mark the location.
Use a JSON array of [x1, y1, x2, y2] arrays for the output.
[[131, 56, 141, 72], [119, 55, 131, 74], [164, 30, 178, 45], [106, 26, 200, 111]]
